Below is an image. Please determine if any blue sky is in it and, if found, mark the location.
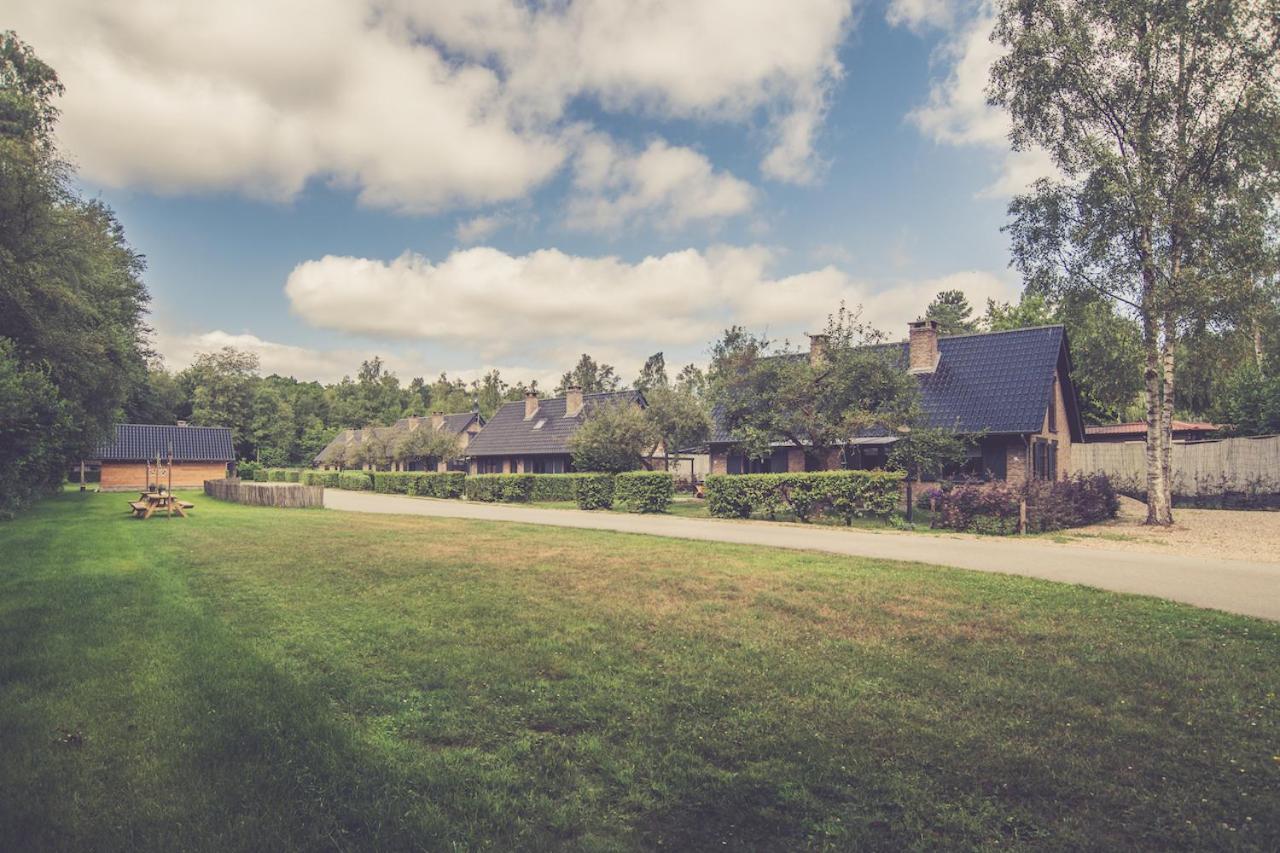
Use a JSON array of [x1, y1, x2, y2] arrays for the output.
[[18, 0, 1043, 386]]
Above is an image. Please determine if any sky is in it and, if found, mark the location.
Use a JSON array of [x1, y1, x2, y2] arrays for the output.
[[10, 0, 1053, 388]]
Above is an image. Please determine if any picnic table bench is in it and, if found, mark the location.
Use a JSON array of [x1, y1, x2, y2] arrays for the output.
[[127, 492, 194, 519]]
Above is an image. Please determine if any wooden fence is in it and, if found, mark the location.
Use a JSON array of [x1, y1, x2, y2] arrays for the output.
[[1071, 434, 1280, 498], [204, 478, 324, 508]]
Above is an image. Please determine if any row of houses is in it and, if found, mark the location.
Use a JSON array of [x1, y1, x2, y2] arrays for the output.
[[90, 319, 1117, 491]]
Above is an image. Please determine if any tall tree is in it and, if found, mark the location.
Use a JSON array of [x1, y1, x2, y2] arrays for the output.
[[568, 400, 658, 473], [557, 354, 621, 394], [925, 290, 977, 335], [184, 347, 260, 457], [990, 0, 1280, 524], [634, 352, 669, 394], [643, 385, 711, 472], [0, 32, 151, 514]]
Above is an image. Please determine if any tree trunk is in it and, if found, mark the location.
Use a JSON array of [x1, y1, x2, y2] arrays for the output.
[[1158, 310, 1177, 523], [1139, 246, 1173, 526], [1255, 317, 1266, 376]]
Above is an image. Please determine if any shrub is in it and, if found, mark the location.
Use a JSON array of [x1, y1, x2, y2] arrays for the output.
[[266, 468, 288, 482], [705, 471, 904, 523], [236, 460, 264, 480], [613, 471, 674, 513], [1024, 473, 1119, 532], [923, 482, 1021, 535], [252, 468, 272, 481], [465, 474, 536, 503], [300, 470, 340, 488], [573, 473, 615, 510], [338, 471, 373, 491], [529, 475, 578, 502], [925, 473, 1120, 535], [411, 472, 466, 499], [285, 469, 302, 483]]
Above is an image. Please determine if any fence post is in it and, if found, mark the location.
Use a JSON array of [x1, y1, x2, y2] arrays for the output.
[[1018, 498, 1027, 535]]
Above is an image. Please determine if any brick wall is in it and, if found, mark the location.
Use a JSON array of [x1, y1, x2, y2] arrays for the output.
[[100, 461, 229, 491]]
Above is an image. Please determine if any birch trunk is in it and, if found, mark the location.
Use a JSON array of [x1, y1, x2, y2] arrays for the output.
[[1158, 312, 1177, 524], [1140, 237, 1173, 526]]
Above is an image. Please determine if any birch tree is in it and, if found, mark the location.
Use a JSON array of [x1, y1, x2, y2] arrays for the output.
[[990, 0, 1280, 524]]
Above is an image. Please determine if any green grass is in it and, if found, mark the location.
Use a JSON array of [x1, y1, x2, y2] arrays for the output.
[[1, 491, 1277, 851]]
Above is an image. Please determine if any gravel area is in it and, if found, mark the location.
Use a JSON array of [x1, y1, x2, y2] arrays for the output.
[[1064, 496, 1280, 563]]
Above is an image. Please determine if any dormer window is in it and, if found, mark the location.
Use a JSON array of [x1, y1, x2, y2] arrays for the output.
[[532, 419, 547, 430]]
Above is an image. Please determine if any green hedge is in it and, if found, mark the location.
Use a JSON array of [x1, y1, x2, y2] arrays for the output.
[[300, 470, 340, 488], [705, 471, 904, 523], [371, 471, 465, 498], [573, 473, 615, 510], [613, 471, 673, 513], [529, 475, 578, 502], [338, 471, 373, 491], [236, 461, 264, 480], [465, 474, 535, 502], [252, 468, 272, 481]]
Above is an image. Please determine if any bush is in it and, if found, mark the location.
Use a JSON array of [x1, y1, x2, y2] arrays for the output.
[[573, 473, 615, 510], [1024, 473, 1120, 532], [236, 460, 264, 480], [266, 468, 288, 482], [300, 470, 340, 488], [705, 471, 904, 523], [925, 473, 1120, 535], [529, 475, 578, 502], [465, 474, 536, 503], [923, 482, 1022, 535], [613, 471, 673, 513], [252, 467, 272, 481], [411, 472, 466, 499], [338, 471, 373, 491], [285, 469, 302, 482]]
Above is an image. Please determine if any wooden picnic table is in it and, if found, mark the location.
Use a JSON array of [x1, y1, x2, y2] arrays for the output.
[[128, 491, 194, 519]]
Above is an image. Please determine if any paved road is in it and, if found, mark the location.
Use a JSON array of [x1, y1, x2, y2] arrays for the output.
[[325, 490, 1280, 622]]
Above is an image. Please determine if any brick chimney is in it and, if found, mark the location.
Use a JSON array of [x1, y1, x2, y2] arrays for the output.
[[175, 420, 188, 427], [524, 390, 540, 420], [565, 385, 584, 417], [344, 429, 355, 442], [807, 333, 829, 367], [430, 411, 444, 430], [404, 416, 421, 432], [908, 319, 940, 373]]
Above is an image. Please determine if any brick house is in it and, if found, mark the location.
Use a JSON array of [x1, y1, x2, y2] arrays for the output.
[[313, 412, 484, 472], [708, 320, 1085, 485], [464, 387, 646, 474], [90, 423, 234, 491]]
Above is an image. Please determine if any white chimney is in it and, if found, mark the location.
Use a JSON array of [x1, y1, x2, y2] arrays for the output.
[[908, 319, 940, 373], [565, 386, 584, 417]]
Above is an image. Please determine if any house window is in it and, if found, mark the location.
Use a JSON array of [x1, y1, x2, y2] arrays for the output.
[[528, 457, 565, 474], [477, 457, 503, 474], [1032, 439, 1058, 481], [1048, 380, 1057, 433], [532, 419, 547, 430]]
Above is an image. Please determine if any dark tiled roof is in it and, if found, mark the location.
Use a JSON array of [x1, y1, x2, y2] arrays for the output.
[[94, 424, 234, 462], [466, 391, 644, 456], [711, 326, 1079, 442], [312, 413, 483, 465]]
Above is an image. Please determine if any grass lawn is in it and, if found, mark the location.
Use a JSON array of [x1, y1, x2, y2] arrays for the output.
[[1, 491, 1277, 851]]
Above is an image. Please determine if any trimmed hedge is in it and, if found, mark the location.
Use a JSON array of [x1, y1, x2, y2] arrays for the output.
[[252, 468, 272, 482], [371, 471, 465, 498], [236, 461, 264, 480], [573, 473, 615, 510], [301, 470, 341, 488], [465, 474, 535, 503], [529, 475, 578, 502], [338, 471, 373, 491], [922, 473, 1119, 535], [613, 471, 673, 513], [705, 471, 904, 523]]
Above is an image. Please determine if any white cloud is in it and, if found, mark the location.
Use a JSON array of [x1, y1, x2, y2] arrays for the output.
[[566, 136, 755, 232], [12, 0, 854, 212], [283, 245, 1018, 363], [901, 3, 1056, 196], [885, 0, 957, 33], [455, 213, 511, 244]]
